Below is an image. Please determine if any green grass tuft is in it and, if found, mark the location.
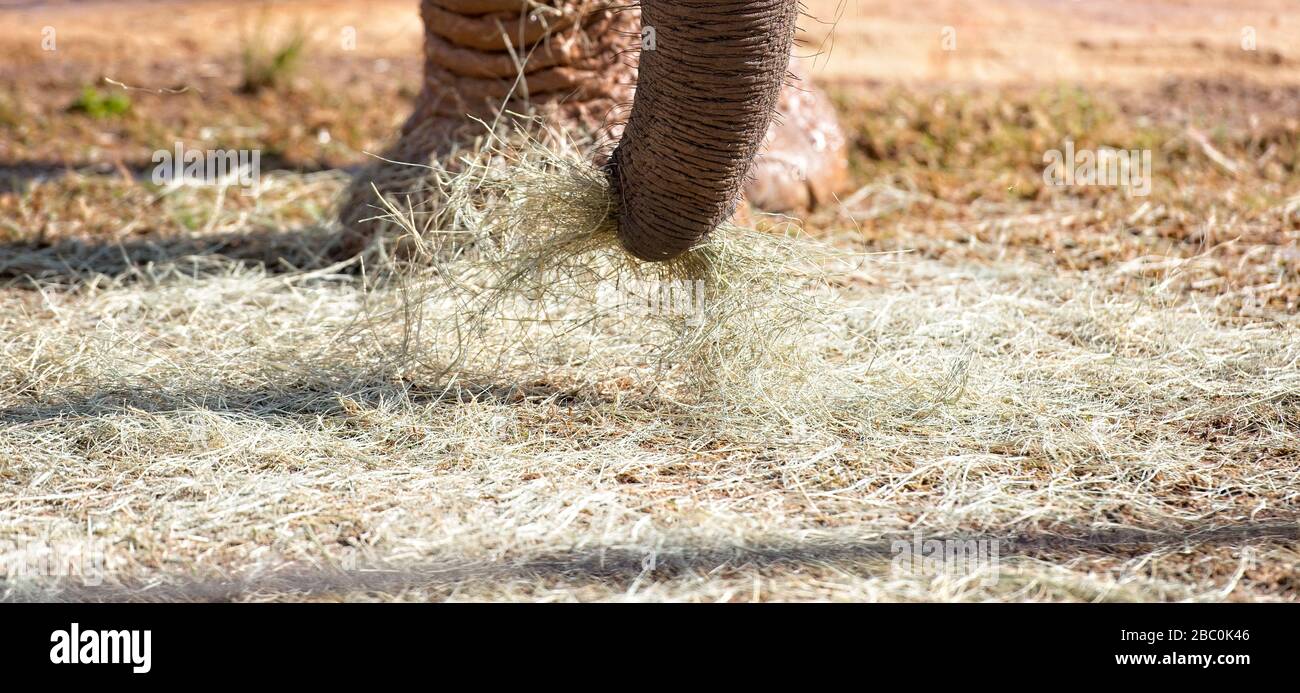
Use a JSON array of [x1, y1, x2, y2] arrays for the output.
[[68, 86, 131, 119]]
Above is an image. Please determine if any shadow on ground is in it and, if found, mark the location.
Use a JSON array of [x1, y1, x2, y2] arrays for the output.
[[0, 226, 350, 286], [0, 373, 625, 425], [9, 520, 1298, 601]]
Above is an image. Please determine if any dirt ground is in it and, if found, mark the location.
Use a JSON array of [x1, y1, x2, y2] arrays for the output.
[[0, 0, 1296, 601]]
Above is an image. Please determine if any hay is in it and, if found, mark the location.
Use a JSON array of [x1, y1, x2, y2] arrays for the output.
[[1, 131, 1297, 602], [352, 125, 872, 440]]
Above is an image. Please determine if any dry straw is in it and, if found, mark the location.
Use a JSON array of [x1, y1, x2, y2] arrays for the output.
[[349, 122, 874, 437], [4, 117, 1298, 602]]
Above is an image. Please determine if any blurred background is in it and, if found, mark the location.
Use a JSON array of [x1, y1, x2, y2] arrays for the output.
[[1, 0, 1297, 312]]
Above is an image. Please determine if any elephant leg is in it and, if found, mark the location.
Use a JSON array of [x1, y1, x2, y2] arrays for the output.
[[335, 1, 638, 258], [745, 61, 852, 214]]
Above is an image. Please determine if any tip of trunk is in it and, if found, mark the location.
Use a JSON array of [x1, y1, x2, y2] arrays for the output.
[[605, 0, 798, 263]]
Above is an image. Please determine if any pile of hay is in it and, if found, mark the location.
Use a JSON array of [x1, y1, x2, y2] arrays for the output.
[[350, 127, 875, 438]]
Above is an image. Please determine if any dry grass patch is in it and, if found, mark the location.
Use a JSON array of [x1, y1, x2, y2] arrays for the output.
[[1, 137, 1297, 600]]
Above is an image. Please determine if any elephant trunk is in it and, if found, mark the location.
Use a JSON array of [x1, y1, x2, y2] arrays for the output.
[[606, 0, 798, 262]]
